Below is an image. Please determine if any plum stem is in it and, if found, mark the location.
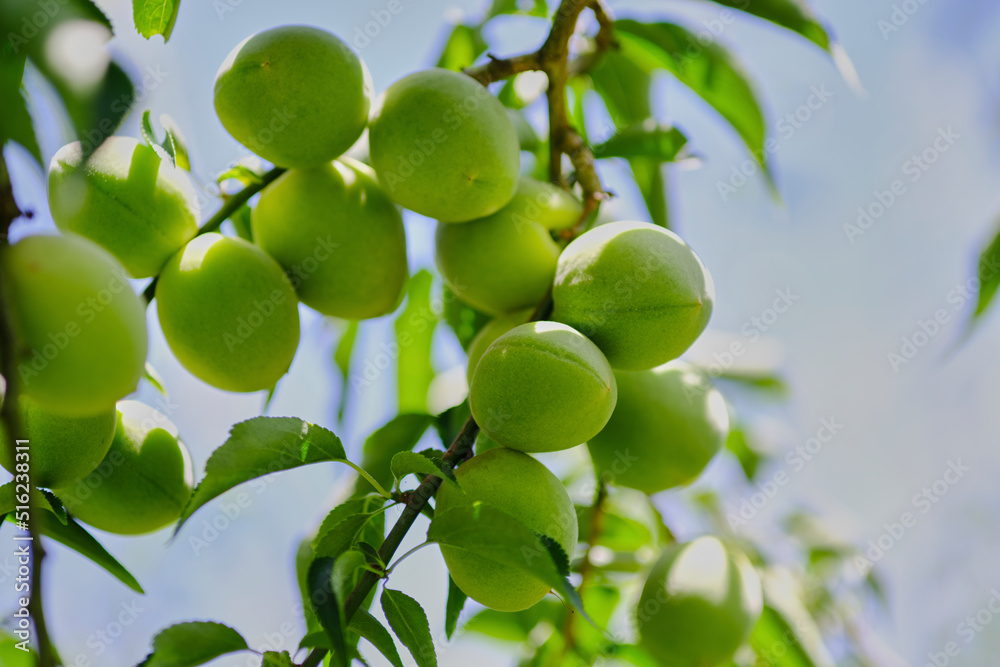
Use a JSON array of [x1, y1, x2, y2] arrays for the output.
[[142, 166, 286, 304], [0, 154, 57, 666], [301, 3, 613, 664], [464, 0, 614, 228]]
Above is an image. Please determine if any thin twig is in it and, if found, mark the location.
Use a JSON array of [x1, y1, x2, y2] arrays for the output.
[[0, 155, 56, 666], [142, 166, 286, 304], [301, 3, 614, 664]]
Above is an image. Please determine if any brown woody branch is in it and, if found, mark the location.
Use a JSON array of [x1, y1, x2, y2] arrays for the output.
[[0, 155, 56, 666]]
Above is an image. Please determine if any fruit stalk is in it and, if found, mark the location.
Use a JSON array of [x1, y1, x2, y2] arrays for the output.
[[141, 166, 287, 304], [302, 1, 610, 662], [0, 155, 56, 666]]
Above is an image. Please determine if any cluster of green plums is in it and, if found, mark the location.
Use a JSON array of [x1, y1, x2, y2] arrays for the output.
[[3, 22, 761, 665]]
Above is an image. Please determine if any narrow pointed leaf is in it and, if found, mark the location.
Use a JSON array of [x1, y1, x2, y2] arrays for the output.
[[381, 588, 437, 667], [390, 450, 457, 486], [444, 576, 467, 640], [396, 270, 437, 413], [350, 607, 405, 667], [308, 557, 349, 667], [334, 320, 359, 421], [178, 417, 346, 530], [138, 622, 248, 667]]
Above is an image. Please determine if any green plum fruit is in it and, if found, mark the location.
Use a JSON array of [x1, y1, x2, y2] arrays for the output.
[[253, 158, 407, 319], [464, 310, 531, 387], [47, 136, 200, 278], [470, 322, 616, 453], [0, 395, 116, 489], [435, 178, 581, 315], [552, 221, 714, 370], [588, 362, 728, 494], [637, 536, 763, 666], [214, 25, 372, 167], [435, 448, 578, 611], [0, 234, 147, 415], [55, 401, 194, 535], [368, 68, 520, 222], [155, 233, 300, 392]]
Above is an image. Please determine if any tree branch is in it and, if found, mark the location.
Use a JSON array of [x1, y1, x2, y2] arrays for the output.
[[142, 166, 286, 304], [0, 154, 56, 666], [302, 3, 612, 663]]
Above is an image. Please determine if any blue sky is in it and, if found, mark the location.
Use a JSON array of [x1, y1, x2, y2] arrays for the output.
[[6, 0, 1000, 664]]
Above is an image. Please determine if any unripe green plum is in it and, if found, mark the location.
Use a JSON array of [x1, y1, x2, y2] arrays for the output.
[[369, 68, 520, 222], [552, 221, 714, 370], [464, 310, 531, 386], [588, 362, 728, 494], [47, 136, 200, 278], [0, 395, 115, 489], [155, 233, 300, 392], [55, 401, 194, 535], [214, 26, 371, 167], [0, 235, 147, 415], [435, 448, 578, 611], [435, 178, 581, 315], [253, 158, 407, 319], [470, 322, 616, 453], [637, 536, 762, 666]]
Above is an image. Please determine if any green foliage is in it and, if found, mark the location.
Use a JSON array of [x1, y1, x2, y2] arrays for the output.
[[436, 24, 487, 71], [429, 504, 590, 621], [615, 19, 773, 186], [969, 219, 1000, 328], [178, 417, 347, 530], [726, 425, 767, 480], [444, 576, 468, 640], [132, 0, 182, 42], [703, 0, 834, 52], [0, 52, 40, 164], [140, 111, 192, 170], [381, 588, 438, 667], [352, 413, 435, 497], [396, 270, 437, 413], [138, 622, 248, 667], [390, 450, 457, 487], [349, 608, 404, 667], [307, 557, 350, 667]]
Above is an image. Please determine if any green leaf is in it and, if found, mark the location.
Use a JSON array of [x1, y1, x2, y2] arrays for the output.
[[396, 270, 437, 413], [133, 0, 182, 42], [216, 165, 263, 186], [350, 608, 404, 667], [444, 576, 467, 640], [588, 49, 652, 126], [261, 651, 293, 667], [434, 401, 471, 448], [390, 450, 457, 487], [308, 557, 349, 667], [629, 157, 670, 228], [0, 53, 40, 164], [615, 20, 772, 185], [295, 538, 321, 634], [381, 588, 437, 667], [726, 426, 766, 480], [714, 369, 789, 397], [576, 507, 652, 552], [441, 285, 493, 350], [971, 221, 1000, 326], [699, 0, 833, 52], [352, 413, 435, 497], [594, 120, 689, 162], [428, 504, 593, 625], [143, 362, 167, 395], [485, 0, 548, 20], [178, 417, 347, 530], [436, 24, 486, 71], [313, 513, 379, 560], [138, 622, 248, 667], [464, 602, 561, 642], [313, 497, 387, 556], [20, 512, 144, 593], [750, 606, 823, 667], [333, 320, 359, 421]]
